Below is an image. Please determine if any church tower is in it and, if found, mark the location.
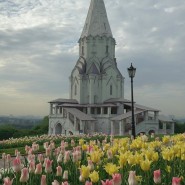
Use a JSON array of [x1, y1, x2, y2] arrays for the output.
[[70, 0, 124, 104], [49, 0, 168, 136]]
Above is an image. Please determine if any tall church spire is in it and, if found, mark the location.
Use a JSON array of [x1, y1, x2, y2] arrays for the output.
[[81, 0, 113, 38], [70, 0, 124, 104]]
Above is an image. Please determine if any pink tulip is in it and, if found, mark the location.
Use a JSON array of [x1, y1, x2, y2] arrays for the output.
[[71, 139, 75, 146], [13, 157, 22, 172], [32, 142, 39, 151], [2, 153, 6, 160], [72, 151, 78, 162], [64, 151, 70, 163], [52, 180, 60, 185], [61, 145, 66, 153], [3, 177, 13, 185], [50, 141, 55, 149], [20, 168, 29, 183], [14, 149, 19, 156], [41, 175, 47, 185], [153, 169, 161, 184], [46, 147, 51, 157], [101, 179, 114, 185], [27, 154, 35, 163], [79, 175, 85, 182], [6, 154, 11, 163], [28, 148, 33, 155], [57, 153, 63, 163], [56, 166, 62, 176], [62, 182, 69, 185], [87, 145, 94, 153], [112, 173, 122, 185], [61, 140, 65, 147], [88, 160, 94, 171], [63, 170, 68, 180], [45, 158, 53, 173], [85, 181, 93, 185], [29, 161, 35, 173], [35, 163, 42, 174], [54, 147, 60, 156], [38, 154, 44, 163], [172, 177, 181, 185], [77, 151, 82, 160], [128, 171, 137, 185], [44, 142, 49, 149], [107, 150, 113, 159], [25, 145, 30, 153]]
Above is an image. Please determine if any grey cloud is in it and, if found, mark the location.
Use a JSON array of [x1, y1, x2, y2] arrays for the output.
[[0, 0, 185, 117]]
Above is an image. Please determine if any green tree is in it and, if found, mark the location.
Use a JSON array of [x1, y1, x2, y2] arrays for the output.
[[175, 122, 185, 133], [32, 116, 49, 134], [0, 125, 17, 140]]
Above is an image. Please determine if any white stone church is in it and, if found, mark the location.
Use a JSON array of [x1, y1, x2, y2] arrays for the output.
[[48, 0, 175, 136]]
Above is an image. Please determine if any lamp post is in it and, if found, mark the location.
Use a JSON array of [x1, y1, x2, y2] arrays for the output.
[[127, 63, 136, 139]]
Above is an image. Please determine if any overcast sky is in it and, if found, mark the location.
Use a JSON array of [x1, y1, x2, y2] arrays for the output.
[[0, 0, 185, 118]]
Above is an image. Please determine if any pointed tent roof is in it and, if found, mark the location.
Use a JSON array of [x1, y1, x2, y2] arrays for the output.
[[81, 0, 113, 38]]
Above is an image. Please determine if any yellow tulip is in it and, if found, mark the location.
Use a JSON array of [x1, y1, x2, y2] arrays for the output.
[[82, 144, 88, 151], [104, 163, 120, 175], [89, 170, 99, 183], [152, 152, 159, 162], [81, 165, 90, 179], [140, 160, 151, 171], [166, 165, 171, 173], [119, 153, 127, 167], [90, 151, 102, 164], [127, 154, 136, 165], [79, 139, 85, 145]]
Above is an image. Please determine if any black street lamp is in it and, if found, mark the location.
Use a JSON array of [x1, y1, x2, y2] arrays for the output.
[[127, 63, 136, 139]]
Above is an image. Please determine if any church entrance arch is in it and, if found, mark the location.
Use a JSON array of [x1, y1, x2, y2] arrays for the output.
[[148, 130, 155, 135], [55, 123, 62, 134]]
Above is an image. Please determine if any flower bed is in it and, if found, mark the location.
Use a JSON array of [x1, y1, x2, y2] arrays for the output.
[[0, 134, 185, 185]]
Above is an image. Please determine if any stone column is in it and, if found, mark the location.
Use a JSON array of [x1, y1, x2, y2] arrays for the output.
[[154, 111, 159, 121], [87, 107, 91, 114], [55, 105, 58, 114], [80, 120, 84, 133], [50, 104, 53, 114], [171, 122, 175, 134], [119, 120, 124, 136], [91, 121, 95, 133], [111, 121, 114, 135], [74, 117, 77, 131], [101, 107, 104, 115], [144, 111, 148, 121], [123, 119, 126, 134], [108, 107, 111, 115], [163, 122, 167, 134]]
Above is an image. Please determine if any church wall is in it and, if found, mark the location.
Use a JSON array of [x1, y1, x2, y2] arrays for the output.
[[82, 37, 115, 70], [101, 68, 122, 102], [49, 116, 79, 135], [94, 117, 111, 134]]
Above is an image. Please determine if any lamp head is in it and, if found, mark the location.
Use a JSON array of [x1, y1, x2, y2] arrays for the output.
[[127, 63, 136, 78]]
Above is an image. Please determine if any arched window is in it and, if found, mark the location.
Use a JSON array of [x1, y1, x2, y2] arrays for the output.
[[110, 85, 112, 95], [74, 84, 77, 95]]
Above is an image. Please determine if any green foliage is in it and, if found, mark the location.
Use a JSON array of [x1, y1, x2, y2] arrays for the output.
[[175, 122, 185, 133], [0, 116, 49, 140], [32, 116, 49, 134], [0, 125, 17, 140]]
